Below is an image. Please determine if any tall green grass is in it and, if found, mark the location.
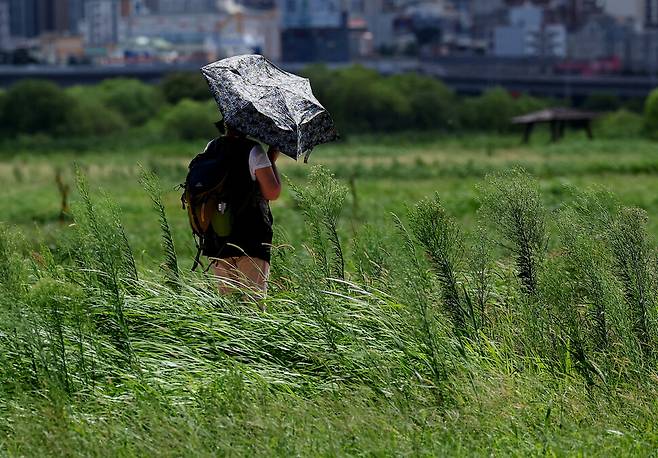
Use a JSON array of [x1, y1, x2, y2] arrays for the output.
[[2, 166, 658, 455]]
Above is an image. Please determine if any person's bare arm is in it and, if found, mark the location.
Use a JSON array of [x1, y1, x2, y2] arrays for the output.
[[255, 147, 281, 201]]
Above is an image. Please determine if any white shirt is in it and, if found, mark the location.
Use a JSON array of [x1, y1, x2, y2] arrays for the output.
[[248, 145, 272, 181]]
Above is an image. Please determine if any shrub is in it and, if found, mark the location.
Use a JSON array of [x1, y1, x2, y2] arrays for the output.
[[460, 87, 517, 132], [514, 94, 550, 116], [65, 87, 127, 137], [622, 97, 646, 113], [367, 79, 413, 131], [583, 92, 621, 112], [160, 72, 211, 104], [300, 64, 335, 107], [97, 78, 164, 126], [330, 66, 414, 133], [478, 169, 547, 295], [554, 204, 625, 358], [387, 73, 458, 130], [0, 89, 6, 133], [163, 99, 218, 140], [644, 88, 658, 138], [595, 110, 644, 139], [408, 193, 469, 332], [3, 80, 76, 136], [607, 207, 658, 357], [321, 66, 380, 133], [289, 166, 348, 280], [301, 66, 557, 135]]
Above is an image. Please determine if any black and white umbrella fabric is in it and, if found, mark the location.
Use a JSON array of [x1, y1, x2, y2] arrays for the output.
[[201, 54, 338, 161]]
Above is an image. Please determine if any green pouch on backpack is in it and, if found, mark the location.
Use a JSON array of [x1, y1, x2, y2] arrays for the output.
[[211, 202, 232, 237]]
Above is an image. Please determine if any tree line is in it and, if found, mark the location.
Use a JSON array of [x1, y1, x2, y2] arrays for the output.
[[0, 66, 654, 141]]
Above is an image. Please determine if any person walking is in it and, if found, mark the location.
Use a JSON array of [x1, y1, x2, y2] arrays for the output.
[[183, 121, 281, 294], [187, 54, 338, 295], [213, 123, 281, 294]]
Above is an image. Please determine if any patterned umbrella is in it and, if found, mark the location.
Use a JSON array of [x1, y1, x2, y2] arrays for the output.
[[201, 55, 339, 161]]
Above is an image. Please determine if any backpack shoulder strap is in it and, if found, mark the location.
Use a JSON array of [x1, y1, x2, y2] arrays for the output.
[[189, 138, 222, 170]]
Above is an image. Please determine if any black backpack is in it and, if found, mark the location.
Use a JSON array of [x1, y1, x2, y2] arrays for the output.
[[182, 138, 244, 270]]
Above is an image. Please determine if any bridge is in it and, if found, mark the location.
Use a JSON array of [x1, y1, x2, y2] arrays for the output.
[[0, 61, 655, 100]]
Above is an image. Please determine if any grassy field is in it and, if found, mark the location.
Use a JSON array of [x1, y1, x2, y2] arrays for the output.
[[5, 132, 658, 264], [2, 131, 658, 456]]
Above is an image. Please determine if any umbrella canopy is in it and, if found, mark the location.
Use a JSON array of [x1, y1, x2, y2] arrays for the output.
[[201, 54, 338, 161]]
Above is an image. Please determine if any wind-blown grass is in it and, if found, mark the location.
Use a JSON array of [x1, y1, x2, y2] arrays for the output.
[[2, 165, 658, 455]]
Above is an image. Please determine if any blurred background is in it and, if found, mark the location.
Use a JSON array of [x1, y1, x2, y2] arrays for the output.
[[0, 0, 656, 142], [0, 1, 656, 94]]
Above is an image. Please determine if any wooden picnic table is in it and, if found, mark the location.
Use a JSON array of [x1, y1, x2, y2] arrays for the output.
[[512, 108, 600, 143]]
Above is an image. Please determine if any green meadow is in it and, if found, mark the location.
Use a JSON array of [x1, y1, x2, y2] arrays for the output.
[[5, 133, 658, 257], [1, 131, 658, 456]]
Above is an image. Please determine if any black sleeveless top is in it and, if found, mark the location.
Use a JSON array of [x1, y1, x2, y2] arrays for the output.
[[200, 136, 274, 263]]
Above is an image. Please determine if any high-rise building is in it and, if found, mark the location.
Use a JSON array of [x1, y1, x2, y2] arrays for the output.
[[0, 1, 10, 49], [9, 0, 81, 38], [38, 0, 71, 33], [566, 0, 603, 27], [81, 0, 120, 46], [647, 0, 658, 28], [68, 0, 85, 32], [9, 0, 39, 37], [280, 0, 351, 62]]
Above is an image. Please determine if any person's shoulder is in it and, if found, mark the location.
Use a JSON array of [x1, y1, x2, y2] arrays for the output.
[[249, 143, 265, 156]]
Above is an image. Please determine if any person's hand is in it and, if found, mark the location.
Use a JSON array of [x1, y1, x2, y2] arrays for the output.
[[267, 146, 280, 163]]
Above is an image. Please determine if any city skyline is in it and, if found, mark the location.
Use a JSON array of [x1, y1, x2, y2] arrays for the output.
[[0, 0, 655, 76]]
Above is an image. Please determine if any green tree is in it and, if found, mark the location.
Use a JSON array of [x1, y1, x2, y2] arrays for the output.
[[387, 74, 458, 130], [0, 89, 6, 134], [301, 64, 334, 107], [66, 97, 128, 137], [595, 110, 644, 139], [644, 88, 658, 138], [97, 78, 164, 126], [3, 80, 76, 136], [160, 72, 211, 105], [460, 87, 517, 132], [583, 92, 621, 112], [163, 99, 218, 140], [514, 94, 550, 116], [324, 66, 412, 133], [322, 66, 380, 133]]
